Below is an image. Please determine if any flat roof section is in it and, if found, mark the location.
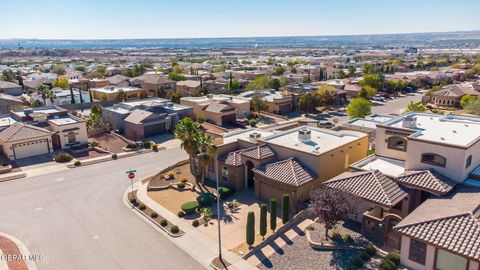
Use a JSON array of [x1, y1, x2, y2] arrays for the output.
[[49, 116, 80, 126], [351, 155, 406, 177], [222, 129, 274, 145]]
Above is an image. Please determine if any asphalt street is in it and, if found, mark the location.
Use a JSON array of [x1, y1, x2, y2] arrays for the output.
[[0, 148, 204, 270]]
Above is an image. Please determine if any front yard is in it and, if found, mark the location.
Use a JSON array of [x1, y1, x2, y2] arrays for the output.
[[89, 133, 127, 153]]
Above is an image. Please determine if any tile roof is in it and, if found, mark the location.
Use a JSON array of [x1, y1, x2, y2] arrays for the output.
[[240, 144, 275, 160], [220, 149, 246, 167], [0, 81, 21, 89], [134, 74, 174, 85], [203, 103, 235, 113], [395, 169, 456, 195], [324, 170, 408, 208], [0, 123, 52, 142], [395, 189, 480, 261], [252, 158, 316, 187]]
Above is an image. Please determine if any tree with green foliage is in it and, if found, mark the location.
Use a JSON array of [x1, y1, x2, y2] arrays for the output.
[[362, 64, 375, 75], [251, 94, 268, 116], [227, 79, 240, 92], [194, 129, 217, 185], [317, 85, 337, 106], [96, 65, 106, 76], [274, 66, 286, 76], [359, 85, 377, 99], [246, 211, 255, 247], [405, 102, 426, 113], [175, 118, 200, 177], [52, 65, 67, 75], [90, 103, 103, 116], [259, 203, 267, 240], [337, 70, 347, 79], [282, 194, 290, 224], [298, 92, 319, 113], [270, 78, 281, 91], [348, 65, 357, 77], [37, 84, 54, 106], [168, 72, 187, 81], [246, 75, 273, 90], [360, 74, 381, 90], [115, 89, 128, 102], [270, 198, 277, 232], [464, 99, 480, 116], [75, 66, 86, 72], [346, 98, 372, 119], [461, 95, 477, 109], [170, 92, 182, 104], [53, 78, 70, 89], [31, 100, 43, 107], [1, 69, 16, 82]]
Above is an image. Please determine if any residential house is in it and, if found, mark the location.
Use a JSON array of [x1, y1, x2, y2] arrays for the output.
[[238, 89, 293, 114], [176, 80, 201, 96], [90, 86, 144, 101], [131, 73, 176, 97], [424, 83, 479, 108], [0, 81, 23, 96]]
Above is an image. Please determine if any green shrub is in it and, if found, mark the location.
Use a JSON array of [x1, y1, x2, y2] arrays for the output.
[[129, 198, 137, 204], [219, 186, 232, 199], [74, 160, 81, 166], [180, 177, 188, 183], [143, 141, 151, 149], [139, 203, 146, 210], [246, 211, 255, 247], [270, 198, 277, 232], [177, 211, 185, 217], [54, 152, 73, 163], [366, 243, 377, 256], [181, 201, 199, 214], [177, 182, 185, 189], [111, 153, 118, 159], [196, 115, 207, 123], [360, 251, 371, 261], [151, 144, 158, 151], [343, 234, 354, 244], [282, 194, 290, 224], [379, 259, 396, 270], [259, 203, 267, 239], [170, 225, 179, 234], [386, 252, 400, 266], [150, 212, 158, 218], [160, 219, 168, 227], [192, 219, 200, 227], [249, 119, 257, 127], [196, 193, 216, 206], [331, 230, 342, 240], [168, 172, 175, 179], [351, 257, 364, 268]]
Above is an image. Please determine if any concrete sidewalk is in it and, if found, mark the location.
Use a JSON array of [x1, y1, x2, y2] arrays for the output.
[[134, 182, 258, 270], [0, 232, 38, 270]]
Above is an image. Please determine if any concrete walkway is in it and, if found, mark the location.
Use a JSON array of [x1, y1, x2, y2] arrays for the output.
[[134, 181, 258, 270]]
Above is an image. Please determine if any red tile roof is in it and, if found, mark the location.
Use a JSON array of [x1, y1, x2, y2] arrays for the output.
[[240, 144, 275, 160], [252, 158, 316, 187], [324, 170, 408, 208], [395, 189, 480, 261], [395, 169, 456, 195]]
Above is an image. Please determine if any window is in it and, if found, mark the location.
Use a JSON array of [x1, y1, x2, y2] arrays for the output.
[[436, 249, 467, 270], [221, 166, 229, 182], [421, 153, 446, 167], [393, 201, 403, 211], [466, 155, 472, 169], [409, 239, 427, 265], [387, 136, 407, 151], [67, 132, 76, 144]]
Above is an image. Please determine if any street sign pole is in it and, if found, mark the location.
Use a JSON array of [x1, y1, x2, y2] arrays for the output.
[[126, 169, 137, 201]]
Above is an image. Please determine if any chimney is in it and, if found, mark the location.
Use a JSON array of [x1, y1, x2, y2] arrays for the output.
[[298, 128, 311, 142], [402, 115, 417, 129], [249, 132, 261, 143]]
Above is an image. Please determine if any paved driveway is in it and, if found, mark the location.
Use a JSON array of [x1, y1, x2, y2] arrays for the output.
[[0, 149, 203, 270]]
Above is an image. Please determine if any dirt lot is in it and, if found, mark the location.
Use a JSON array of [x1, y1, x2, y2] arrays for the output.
[[89, 134, 127, 153], [148, 188, 199, 214]]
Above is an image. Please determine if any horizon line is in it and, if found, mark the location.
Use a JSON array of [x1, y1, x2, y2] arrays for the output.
[[1, 29, 478, 41]]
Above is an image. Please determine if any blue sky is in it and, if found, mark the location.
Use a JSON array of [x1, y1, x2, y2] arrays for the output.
[[1, 0, 479, 39]]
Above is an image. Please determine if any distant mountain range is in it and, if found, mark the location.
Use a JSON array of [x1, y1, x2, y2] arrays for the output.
[[1, 31, 479, 50]]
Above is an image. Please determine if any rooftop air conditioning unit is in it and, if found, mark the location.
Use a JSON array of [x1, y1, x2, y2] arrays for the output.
[[207, 94, 214, 99], [298, 128, 311, 142], [249, 132, 261, 143], [402, 115, 417, 129]]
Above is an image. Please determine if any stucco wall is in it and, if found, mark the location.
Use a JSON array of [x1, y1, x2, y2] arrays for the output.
[[400, 236, 436, 270]]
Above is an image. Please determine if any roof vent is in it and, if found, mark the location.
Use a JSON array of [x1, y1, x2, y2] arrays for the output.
[[207, 94, 213, 99], [298, 128, 311, 142], [440, 137, 445, 140], [402, 115, 417, 129], [249, 132, 261, 143]]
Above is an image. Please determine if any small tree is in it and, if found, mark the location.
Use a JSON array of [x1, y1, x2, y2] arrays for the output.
[[259, 203, 267, 239], [461, 94, 477, 109], [405, 102, 426, 113], [270, 198, 277, 232], [308, 187, 359, 239], [246, 211, 255, 247], [251, 94, 268, 116], [282, 194, 290, 224], [346, 98, 372, 119]]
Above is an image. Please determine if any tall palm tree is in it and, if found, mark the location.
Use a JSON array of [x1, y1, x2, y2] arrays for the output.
[[37, 84, 53, 106], [194, 131, 217, 185], [174, 118, 200, 176]]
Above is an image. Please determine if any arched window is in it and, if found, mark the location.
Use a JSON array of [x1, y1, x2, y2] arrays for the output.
[[421, 153, 446, 167], [387, 136, 407, 151], [67, 132, 76, 144], [221, 166, 229, 182], [466, 155, 472, 169]]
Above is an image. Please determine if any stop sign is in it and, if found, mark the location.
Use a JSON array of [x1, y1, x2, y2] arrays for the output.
[[128, 173, 135, 179]]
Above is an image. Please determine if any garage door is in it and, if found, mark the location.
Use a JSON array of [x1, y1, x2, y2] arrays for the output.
[[144, 123, 166, 137], [221, 113, 236, 126], [278, 103, 292, 113], [258, 182, 284, 203], [13, 139, 49, 160]]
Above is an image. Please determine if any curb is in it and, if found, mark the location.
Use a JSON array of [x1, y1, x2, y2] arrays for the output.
[[0, 232, 38, 270], [67, 148, 158, 168], [0, 172, 27, 183]]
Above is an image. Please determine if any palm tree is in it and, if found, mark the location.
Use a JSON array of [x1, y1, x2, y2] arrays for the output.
[[194, 131, 217, 185], [174, 118, 201, 176], [37, 84, 53, 106]]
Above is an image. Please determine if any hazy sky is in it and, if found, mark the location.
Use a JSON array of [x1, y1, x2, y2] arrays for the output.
[[1, 0, 479, 39]]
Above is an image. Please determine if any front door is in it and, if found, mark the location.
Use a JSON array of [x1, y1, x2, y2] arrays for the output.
[[246, 160, 255, 189], [386, 218, 401, 250]]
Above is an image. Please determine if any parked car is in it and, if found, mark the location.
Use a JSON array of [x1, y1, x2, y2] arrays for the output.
[[371, 95, 387, 102], [318, 120, 335, 129]]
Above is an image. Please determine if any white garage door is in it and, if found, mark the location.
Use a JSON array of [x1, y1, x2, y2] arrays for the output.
[[13, 139, 49, 160]]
